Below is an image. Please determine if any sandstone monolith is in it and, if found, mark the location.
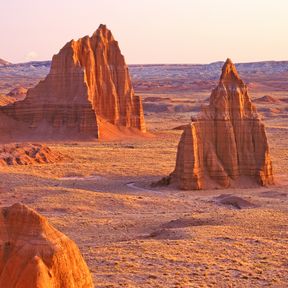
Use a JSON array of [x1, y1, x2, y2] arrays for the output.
[[170, 59, 274, 190]]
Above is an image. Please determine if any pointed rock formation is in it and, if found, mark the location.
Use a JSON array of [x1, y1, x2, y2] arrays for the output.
[[0, 25, 145, 140], [170, 59, 274, 190], [0, 203, 93, 287]]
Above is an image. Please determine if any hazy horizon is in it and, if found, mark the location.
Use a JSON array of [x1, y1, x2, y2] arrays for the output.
[[1, 0, 288, 64], [4, 58, 288, 66]]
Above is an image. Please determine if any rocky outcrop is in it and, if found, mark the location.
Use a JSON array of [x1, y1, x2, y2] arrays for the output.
[[0, 203, 93, 287], [254, 95, 281, 104], [170, 59, 274, 190], [0, 87, 27, 108], [0, 94, 16, 106], [214, 194, 256, 209], [0, 143, 64, 165], [0, 25, 145, 140], [7, 87, 27, 100]]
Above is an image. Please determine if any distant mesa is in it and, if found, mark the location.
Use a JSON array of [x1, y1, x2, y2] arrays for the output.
[[0, 24, 146, 141], [0, 143, 65, 166], [254, 95, 281, 104], [161, 58, 274, 190], [266, 107, 282, 114], [0, 203, 93, 287], [143, 96, 172, 102], [0, 58, 10, 66]]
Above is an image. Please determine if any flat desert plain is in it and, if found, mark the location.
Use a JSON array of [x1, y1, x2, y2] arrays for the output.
[[0, 63, 287, 287]]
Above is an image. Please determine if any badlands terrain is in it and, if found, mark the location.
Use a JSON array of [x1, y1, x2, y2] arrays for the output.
[[0, 56, 287, 287]]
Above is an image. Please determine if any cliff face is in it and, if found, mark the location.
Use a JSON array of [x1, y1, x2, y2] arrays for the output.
[[0, 203, 93, 287], [172, 59, 274, 190], [0, 24, 145, 140]]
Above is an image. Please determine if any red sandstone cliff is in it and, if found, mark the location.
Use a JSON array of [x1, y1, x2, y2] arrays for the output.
[[0, 25, 145, 140], [0, 203, 93, 287], [171, 59, 274, 190]]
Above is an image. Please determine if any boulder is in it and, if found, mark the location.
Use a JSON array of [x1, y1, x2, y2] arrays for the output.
[[0, 203, 93, 287]]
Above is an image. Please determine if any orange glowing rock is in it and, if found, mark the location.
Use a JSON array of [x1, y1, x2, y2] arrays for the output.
[[0, 25, 145, 140], [170, 59, 274, 189], [0, 203, 93, 287]]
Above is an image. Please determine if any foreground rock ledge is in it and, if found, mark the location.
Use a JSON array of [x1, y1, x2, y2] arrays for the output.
[[168, 59, 274, 190], [0, 203, 93, 287]]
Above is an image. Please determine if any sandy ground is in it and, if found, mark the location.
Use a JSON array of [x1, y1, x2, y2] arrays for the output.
[[0, 68, 287, 286], [0, 115, 287, 287]]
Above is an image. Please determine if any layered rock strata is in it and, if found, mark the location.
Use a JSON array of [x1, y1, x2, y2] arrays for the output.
[[0, 24, 145, 140], [0, 203, 93, 287], [170, 59, 274, 190], [0, 143, 64, 165]]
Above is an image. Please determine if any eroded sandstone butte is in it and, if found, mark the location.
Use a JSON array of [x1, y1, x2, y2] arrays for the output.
[[0, 203, 93, 287], [0, 24, 145, 140], [169, 59, 274, 190]]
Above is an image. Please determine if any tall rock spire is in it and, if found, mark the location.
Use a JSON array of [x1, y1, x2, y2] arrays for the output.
[[170, 59, 274, 190], [220, 58, 241, 82]]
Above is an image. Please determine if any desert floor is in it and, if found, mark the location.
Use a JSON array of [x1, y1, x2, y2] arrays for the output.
[[0, 89, 287, 287]]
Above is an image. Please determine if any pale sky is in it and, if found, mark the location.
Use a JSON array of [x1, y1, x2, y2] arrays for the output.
[[0, 0, 287, 64]]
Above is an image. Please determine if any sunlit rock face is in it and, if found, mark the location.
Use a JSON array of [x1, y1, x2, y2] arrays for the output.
[[0, 203, 94, 288], [0, 24, 145, 140], [171, 59, 274, 190]]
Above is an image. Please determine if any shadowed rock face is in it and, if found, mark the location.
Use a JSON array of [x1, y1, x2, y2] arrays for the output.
[[0, 24, 145, 140], [171, 59, 274, 190], [0, 203, 93, 288]]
